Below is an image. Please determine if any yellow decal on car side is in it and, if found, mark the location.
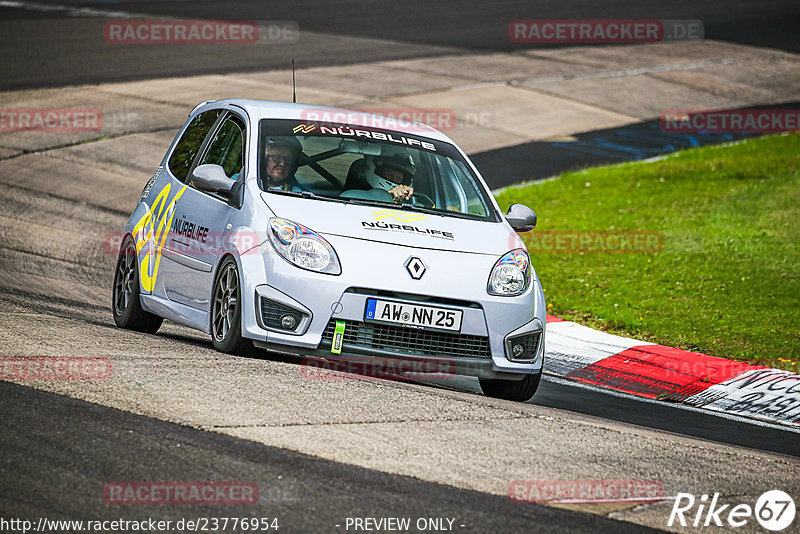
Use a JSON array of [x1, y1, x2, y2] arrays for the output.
[[132, 183, 187, 293]]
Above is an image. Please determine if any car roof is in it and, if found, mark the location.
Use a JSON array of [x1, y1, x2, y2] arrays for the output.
[[195, 98, 456, 144]]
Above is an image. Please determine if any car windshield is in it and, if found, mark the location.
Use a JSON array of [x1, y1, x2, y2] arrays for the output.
[[258, 119, 498, 221]]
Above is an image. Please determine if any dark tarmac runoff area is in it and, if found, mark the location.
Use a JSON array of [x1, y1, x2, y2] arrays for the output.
[[473, 101, 800, 190]]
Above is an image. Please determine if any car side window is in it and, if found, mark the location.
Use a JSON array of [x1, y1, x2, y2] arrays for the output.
[[168, 109, 223, 182], [199, 115, 246, 179], [446, 159, 489, 217]]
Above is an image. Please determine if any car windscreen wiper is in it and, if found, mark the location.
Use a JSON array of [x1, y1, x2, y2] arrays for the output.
[[265, 190, 494, 221], [395, 203, 484, 221], [338, 197, 395, 209], [340, 197, 487, 221], [264, 188, 303, 197], [264, 189, 350, 205]]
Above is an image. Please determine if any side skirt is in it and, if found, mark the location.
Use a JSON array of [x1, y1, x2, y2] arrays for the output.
[[140, 294, 210, 334]]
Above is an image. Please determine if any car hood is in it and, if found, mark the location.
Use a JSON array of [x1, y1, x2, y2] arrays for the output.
[[260, 192, 521, 255]]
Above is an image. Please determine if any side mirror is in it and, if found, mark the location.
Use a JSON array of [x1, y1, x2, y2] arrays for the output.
[[506, 204, 537, 233], [191, 164, 235, 194]]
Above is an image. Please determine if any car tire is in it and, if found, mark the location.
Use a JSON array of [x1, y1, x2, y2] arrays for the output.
[[479, 370, 542, 402], [211, 256, 253, 356], [112, 235, 163, 333]]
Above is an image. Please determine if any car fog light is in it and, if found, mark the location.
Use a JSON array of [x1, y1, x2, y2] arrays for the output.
[[512, 343, 526, 358], [281, 315, 298, 329]]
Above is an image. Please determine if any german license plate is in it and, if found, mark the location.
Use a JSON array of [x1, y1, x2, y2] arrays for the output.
[[365, 298, 463, 332]]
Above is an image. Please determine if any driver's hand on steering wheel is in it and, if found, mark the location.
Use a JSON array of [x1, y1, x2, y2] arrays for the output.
[[389, 184, 414, 203]]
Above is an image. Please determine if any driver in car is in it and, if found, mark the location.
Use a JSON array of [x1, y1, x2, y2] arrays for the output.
[[263, 136, 304, 192], [229, 136, 304, 193]]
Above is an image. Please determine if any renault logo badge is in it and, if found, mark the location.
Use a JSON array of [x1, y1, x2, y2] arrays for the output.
[[405, 257, 426, 280]]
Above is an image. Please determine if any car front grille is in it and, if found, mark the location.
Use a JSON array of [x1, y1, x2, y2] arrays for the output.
[[260, 298, 303, 330], [321, 320, 491, 359]]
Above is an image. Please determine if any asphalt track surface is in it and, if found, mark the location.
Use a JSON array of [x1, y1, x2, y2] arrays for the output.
[[1, 380, 664, 533], [0, 0, 798, 90], [1, 2, 799, 533]]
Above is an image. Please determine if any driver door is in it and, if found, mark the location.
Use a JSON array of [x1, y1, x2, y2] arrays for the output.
[[161, 111, 247, 310]]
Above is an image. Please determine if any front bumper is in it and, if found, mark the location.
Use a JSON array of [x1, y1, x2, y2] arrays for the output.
[[239, 237, 546, 379], [253, 339, 509, 379]]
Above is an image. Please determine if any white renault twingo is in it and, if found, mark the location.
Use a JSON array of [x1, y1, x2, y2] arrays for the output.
[[113, 99, 545, 401]]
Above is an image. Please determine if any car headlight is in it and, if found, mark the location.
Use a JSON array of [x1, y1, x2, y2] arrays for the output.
[[268, 218, 341, 275], [487, 249, 531, 296]]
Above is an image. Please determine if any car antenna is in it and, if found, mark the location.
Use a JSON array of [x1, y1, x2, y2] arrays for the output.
[[291, 59, 296, 103]]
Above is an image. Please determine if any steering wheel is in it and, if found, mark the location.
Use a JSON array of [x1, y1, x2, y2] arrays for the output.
[[410, 192, 435, 209]]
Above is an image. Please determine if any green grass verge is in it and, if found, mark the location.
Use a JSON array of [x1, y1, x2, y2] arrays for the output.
[[494, 133, 799, 371]]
